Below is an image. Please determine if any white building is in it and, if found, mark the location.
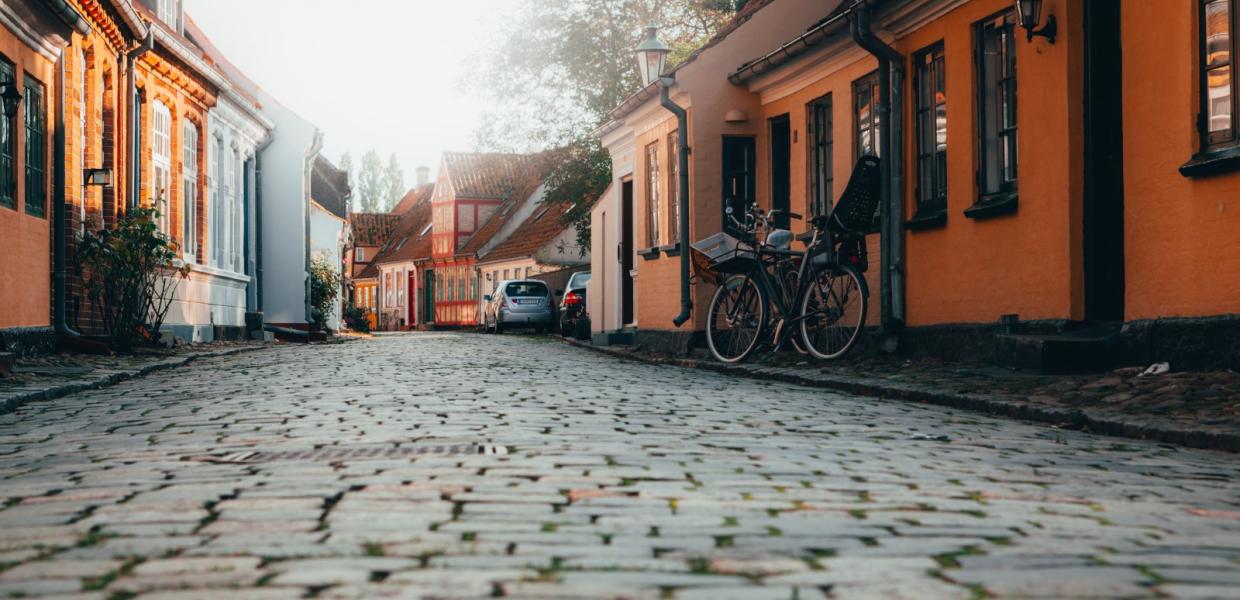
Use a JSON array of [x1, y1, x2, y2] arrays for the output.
[[309, 156, 350, 331]]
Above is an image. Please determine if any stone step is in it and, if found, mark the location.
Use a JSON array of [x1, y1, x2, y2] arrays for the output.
[[994, 332, 1119, 374]]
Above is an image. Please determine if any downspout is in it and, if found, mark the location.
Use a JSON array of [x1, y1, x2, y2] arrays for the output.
[[125, 31, 152, 210], [851, 3, 906, 351], [251, 132, 275, 315], [661, 77, 692, 328], [53, 52, 80, 339]]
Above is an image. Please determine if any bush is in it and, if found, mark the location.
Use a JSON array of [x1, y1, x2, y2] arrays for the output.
[[76, 206, 189, 351], [343, 304, 371, 333], [573, 313, 591, 341], [309, 256, 340, 331]]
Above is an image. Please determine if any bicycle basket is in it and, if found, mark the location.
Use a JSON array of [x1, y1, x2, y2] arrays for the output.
[[830, 155, 881, 234], [690, 232, 757, 284]]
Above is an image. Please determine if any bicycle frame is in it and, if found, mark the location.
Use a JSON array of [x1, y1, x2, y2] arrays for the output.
[[729, 218, 834, 352]]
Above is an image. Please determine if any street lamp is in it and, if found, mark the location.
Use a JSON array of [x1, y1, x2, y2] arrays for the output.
[[633, 26, 669, 87], [0, 82, 21, 120], [1015, 0, 1056, 44]]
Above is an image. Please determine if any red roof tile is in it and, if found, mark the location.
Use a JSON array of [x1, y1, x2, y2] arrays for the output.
[[368, 196, 433, 266], [391, 183, 434, 215], [348, 213, 402, 247], [480, 201, 577, 264], [443, 152, 542, 199]]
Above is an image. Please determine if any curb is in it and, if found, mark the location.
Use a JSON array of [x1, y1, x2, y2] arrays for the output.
[[558, 337, 1240, 454], [0, 344, 272, 416]]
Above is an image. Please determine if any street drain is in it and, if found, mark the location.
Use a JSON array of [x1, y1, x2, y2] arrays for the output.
[[193, 443, 508, 464]]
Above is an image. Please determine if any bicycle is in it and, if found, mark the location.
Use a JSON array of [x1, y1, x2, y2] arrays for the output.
[[691, 155, 880, 363]]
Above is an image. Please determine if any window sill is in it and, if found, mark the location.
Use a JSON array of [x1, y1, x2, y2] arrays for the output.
[[964, 192, 1018, 220], [657, 242, 681, 257], [906, 207, 947, 231], [637, 246, 660, 260], [1179, 145, 1240, 179]]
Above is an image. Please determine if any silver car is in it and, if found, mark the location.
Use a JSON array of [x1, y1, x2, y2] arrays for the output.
[[483, 280, 556, 334]]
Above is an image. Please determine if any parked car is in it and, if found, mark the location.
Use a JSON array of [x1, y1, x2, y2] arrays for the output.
[[483, 280, 556, 334], [559, 271, 591, 337]]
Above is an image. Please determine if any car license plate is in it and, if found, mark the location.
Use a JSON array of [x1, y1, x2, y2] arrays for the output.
[[514, 299, 538, 304]]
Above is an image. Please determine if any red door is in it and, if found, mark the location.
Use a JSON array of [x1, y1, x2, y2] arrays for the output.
[[407, 270, 418, 328]]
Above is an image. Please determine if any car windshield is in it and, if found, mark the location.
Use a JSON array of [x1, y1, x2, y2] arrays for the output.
[[505, 282, 548, 297], [568, 273, 592, 289]]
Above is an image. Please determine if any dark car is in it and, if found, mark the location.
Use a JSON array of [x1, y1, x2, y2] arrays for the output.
[[483, 280, 556, 334], [558, 271, 591, 338]]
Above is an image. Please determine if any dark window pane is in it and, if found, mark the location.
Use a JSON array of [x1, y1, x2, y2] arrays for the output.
[[977, 11, 1018, 196], [24, 76, 45, 218], [1205, 0, 1231, 68], [0, 59, 13, 210], [1207, 65, 1233, 134]]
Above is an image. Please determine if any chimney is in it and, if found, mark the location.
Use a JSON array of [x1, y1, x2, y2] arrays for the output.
[[416, 166, 430, 186]]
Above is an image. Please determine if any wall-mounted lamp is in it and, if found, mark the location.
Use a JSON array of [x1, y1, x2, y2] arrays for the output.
[[724, 109, 749, 123], [84, 168, 113, 187], [0, 81, 21, 120], [1015, 0, 1056, 44]]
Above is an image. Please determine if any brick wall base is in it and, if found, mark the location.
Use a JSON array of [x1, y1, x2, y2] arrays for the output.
[[0, 327, 58, 357]]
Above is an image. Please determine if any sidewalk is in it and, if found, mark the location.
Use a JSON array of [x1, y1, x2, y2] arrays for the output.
[[0, 341, 276, 415], [562, 338, 1240, 453]]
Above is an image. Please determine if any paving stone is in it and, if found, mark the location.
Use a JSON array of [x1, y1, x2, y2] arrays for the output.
[[0, 559, 121, 581]]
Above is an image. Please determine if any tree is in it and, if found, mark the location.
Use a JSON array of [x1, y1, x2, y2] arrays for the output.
[[339, 152, 356, 211], [469, 0, 743, 244], [383, 154, 405, 213], [356, 150, 385, 213]]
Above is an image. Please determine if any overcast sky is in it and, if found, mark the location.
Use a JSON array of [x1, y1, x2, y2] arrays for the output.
[[184, 0, 510, 190]]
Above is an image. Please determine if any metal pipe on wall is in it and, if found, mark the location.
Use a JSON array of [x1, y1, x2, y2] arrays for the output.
[[851, 2, 906, 351], [661, 79, 692, 328]]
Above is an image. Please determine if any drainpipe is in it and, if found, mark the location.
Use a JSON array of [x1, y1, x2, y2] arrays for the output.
[[851, 3, 906, 351], [251, 132, 275, 316], [53, 52, 80, 340], [661, 77, 692, 328], [125, 31, 152, 210]]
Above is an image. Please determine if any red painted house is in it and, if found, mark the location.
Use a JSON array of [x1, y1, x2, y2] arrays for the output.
[[424, 152, 543, 327]]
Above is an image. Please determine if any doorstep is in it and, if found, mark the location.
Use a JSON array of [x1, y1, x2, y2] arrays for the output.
[[558, 338, 1240, 453]]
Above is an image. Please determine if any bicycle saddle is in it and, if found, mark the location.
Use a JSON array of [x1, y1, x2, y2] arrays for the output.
[[765, 228, 793, 250]]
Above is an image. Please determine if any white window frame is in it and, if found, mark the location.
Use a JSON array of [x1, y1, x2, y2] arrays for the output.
[[355, 247, 365, 261], [230, 148, 242, 272], [157, 0, 177, 27], [210, 134, 222, 267], [181, 120, 198, 262], [151, 101, 171, 235]]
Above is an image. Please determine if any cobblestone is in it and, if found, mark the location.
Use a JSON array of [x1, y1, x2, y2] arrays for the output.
[[0, 332, 1235, 597]]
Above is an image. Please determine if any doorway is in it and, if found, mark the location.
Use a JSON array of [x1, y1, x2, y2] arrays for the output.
[[621, 179, 635, 326], [407, 270, 417, 327], [769, 116, 791, 230], [423, 270, 435, 325], [1083, 0, 1125, 321], [722, 136, 756, 235]]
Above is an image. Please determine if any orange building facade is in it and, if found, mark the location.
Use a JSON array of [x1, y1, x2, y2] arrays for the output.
[[593, 0, 1240, 369]]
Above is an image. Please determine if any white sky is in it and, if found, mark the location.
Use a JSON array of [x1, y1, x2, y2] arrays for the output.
[[184, 0, 511, 190]]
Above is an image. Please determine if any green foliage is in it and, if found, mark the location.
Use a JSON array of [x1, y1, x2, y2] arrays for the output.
[[342, 303, 371, 333], [471, 0, 743, 247], [75, 206, 189, 351], [383, 154, 405, 212], [356, 150, 385, 213], [309, 255, 341, 331]]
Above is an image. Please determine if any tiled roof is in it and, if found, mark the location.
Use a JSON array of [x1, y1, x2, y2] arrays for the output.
[[456, 163, 549, 256], [356, 261, 379, 280], [311, 155, 350, 219], [480, 200, 575, 264], [391, 183, 434, 215], [443, 152, 541, 199], [369, 195, 433, 266], [348, 213, 402, 246]]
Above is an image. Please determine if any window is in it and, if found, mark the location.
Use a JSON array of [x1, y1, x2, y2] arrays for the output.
[[457, 271, 465, 300], [151, 101, 171, 233], [976, 10, 1018, 199], [24, 76, 46, 218], [0, 57, 15, 210], [914, 43, 948, 218], [1201, 0, 1238, 150], [210, 135, 222, 266], [807, 94, 833, 216], [157, 0, 177, 27], [181, 121, 198, 260], [722, 136, 755, 234], [667, 130, 680, 244], [397, 271, 404, 304], [385, 273, 392, 305], [854, 72, 881, 159], [355, 247, 365, 261], [457, 204, 474, 231], [645, 141, 660, 246], [230, 149, 242, 271]]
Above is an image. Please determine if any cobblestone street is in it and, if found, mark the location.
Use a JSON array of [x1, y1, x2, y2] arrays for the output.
[[0, 333, 1237, 599]]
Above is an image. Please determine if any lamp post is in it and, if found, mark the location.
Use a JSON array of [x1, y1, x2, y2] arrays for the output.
[[1015, 0, 1056, 44], [633, 26, 669, 86]]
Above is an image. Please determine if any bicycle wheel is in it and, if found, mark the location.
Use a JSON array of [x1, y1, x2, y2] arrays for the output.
[[706, 274, 766, 363], [778, 264, 809, 355], [798, 264, 868, 360]]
